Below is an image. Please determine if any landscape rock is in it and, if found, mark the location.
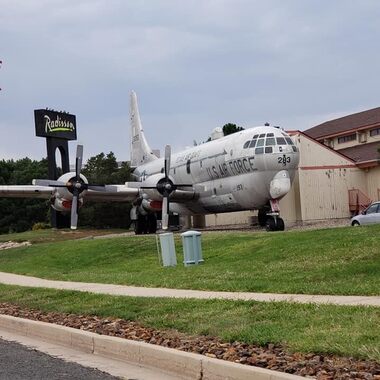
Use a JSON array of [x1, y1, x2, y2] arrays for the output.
[[0, 303, 378, 379]]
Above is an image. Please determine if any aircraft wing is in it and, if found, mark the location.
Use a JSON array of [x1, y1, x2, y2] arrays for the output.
[[0, 185, 55, 199], [85, 185, 139, 202]]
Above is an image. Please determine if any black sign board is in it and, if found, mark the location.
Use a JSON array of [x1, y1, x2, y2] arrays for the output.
[[34, 109, 77, 140]]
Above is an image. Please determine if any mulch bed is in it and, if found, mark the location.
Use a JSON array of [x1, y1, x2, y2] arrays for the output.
[[0, 303, 378, 379]]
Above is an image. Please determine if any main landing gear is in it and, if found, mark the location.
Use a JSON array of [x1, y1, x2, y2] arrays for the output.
[[134, 213, 157, 235], [258, 200, 285, 232]]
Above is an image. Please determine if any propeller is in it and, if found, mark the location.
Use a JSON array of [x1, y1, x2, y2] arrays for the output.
[[34, 145, 105, 230], [141, 145, 192, 231]]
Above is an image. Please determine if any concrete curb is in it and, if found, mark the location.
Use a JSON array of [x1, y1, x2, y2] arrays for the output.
[[0, 314, 303, 380]]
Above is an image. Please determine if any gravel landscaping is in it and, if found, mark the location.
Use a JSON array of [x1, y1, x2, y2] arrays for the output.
[[0, 303, 378, 380]]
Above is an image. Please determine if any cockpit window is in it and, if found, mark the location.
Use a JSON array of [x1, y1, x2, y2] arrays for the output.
[[253, 134, 259, 139], [259, 133, 266, 138], [256, 139, 265, 147], [292, 145, 298, 152], [249, 139, 257, 148], [267, 133, 274, 137], [265, 147, 273, 153], [276, 137, 286, 145], [265, 137, 276, 146], [243, 141, 250, 149], [285, 137, 294, 145], [255, 147, 264, 154]]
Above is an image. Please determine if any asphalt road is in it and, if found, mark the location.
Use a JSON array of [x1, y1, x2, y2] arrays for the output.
[[0, 338, 120, 380]]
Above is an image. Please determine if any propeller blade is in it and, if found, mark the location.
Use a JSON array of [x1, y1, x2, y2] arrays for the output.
[[164, 145, 171, 178], [162, 196, 169, 230], [70, 192, 79, 230], [175, 184, 193, 187], [76, 145, 84, 181], [140, 186, 158, 190]]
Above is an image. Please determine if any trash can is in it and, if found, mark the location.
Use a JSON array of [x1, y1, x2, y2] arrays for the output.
[[158, 232, 177, 267], [181, 230, 203, 266]]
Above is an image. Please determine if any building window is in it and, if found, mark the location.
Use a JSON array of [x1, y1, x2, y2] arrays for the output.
[[337, 134, 356, 144], [370, 128, 380, 137]]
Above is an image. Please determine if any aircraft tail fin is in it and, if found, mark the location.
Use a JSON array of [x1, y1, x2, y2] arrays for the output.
[[130, 91, 158, 168]]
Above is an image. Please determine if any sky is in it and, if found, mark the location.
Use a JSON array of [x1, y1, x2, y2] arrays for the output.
[[1, 0, 380, 162]]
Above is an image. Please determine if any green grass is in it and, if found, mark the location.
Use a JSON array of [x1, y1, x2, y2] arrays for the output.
[[0, 225, 378, 296], [0, 228, 128, 244], [0, 284, 378, 361]]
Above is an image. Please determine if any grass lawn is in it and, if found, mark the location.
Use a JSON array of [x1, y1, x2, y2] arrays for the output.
[[0, 284, 378, 361], [0, 225, 378, 295], [0, 228, 128, 244]]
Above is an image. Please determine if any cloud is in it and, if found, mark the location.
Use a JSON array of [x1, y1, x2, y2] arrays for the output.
[[1, 0, 380, 161]]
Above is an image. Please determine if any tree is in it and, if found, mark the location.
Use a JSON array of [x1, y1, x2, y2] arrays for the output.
[[222, 123, 244, 136], [79, 152, 133, 229], [0, 158, 49, 234]]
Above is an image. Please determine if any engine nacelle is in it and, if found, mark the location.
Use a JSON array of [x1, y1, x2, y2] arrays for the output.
[[139, 173, 166, 201], [53, 172, 89, 200], [51, 197, 83, 212]]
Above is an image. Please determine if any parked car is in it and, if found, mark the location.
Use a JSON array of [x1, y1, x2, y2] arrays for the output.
[[351, 201, 380, 226]]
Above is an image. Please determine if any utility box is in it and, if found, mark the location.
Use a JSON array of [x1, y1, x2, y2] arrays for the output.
[[159, 232, 177, 267], [181, 230, 203, 266]]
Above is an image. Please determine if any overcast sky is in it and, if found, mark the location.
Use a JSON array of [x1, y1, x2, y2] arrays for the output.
[[1, 0, 380, 163]]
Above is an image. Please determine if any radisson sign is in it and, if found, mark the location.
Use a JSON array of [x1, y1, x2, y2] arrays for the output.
[[34, 109, 77, 140]]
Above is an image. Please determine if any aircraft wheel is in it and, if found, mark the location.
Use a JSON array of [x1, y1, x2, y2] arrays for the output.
[[134, 214, 146, 235], [265, 217, 276, 232], [148, 214, 157, 234], [276, 217, 285, 231]]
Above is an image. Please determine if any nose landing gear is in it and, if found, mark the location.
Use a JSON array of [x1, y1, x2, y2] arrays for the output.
[[259, 199, 285, 232]]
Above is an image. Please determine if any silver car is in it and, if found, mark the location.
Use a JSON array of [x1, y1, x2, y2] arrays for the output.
[[351, 201, 380, 226]]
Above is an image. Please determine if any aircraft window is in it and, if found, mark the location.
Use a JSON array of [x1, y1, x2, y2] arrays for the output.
[[259, 133, 266, 138], [285, 137, 294, 145], [249, 140, 257, 148], [255, 147, 264, 154], [292, 146, 298, 152], [265, 138, 275, 146], [186, 159, 191, 174], [253, 134, 259, 139], [267, 133, 274, 137], [265, 147, 273, 154], [243, 141, 250, 149], [256, 139, 264, 147], [276, 137, 286, 145]]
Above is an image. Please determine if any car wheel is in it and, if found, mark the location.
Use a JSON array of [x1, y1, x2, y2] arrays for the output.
[[352, 221, 360, 227]]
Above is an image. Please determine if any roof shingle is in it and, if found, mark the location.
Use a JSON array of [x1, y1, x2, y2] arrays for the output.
[[305, 107, 380, 139]]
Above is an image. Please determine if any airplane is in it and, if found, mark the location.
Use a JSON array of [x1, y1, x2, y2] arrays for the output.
[[0, 91, 299, 233]]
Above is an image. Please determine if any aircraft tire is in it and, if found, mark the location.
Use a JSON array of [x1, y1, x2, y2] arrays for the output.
[[148, 214, 157, 234], [265, 217, 276, 232], [276, 217, 285, 231], [134, 215, 146, 235]]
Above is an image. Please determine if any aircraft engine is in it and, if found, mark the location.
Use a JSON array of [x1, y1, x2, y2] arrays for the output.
[[139, 173, 168, 201], [51, 196, 84, 212]]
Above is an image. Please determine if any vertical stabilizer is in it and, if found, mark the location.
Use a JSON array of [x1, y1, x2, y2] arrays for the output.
[[130, 91, 158, 167]]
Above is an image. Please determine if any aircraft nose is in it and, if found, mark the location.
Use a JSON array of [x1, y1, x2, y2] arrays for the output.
[[270, 170, 291, 199]]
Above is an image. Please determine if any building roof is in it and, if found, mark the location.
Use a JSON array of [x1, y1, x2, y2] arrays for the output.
[[304, 107, 380, 139], [337, 141, 380, 166]]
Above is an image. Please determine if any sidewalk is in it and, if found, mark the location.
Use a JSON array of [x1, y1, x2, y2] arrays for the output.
[[0, 271, 379, 307]]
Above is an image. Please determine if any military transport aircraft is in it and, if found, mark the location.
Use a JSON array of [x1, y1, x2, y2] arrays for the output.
[[0, 91, 299, 233]]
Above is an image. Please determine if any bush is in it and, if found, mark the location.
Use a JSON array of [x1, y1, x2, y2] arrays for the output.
[[32, 222, 51, 231]]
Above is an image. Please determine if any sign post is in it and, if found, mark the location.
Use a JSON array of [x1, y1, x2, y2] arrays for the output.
[[34, 109, 77, 228]]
